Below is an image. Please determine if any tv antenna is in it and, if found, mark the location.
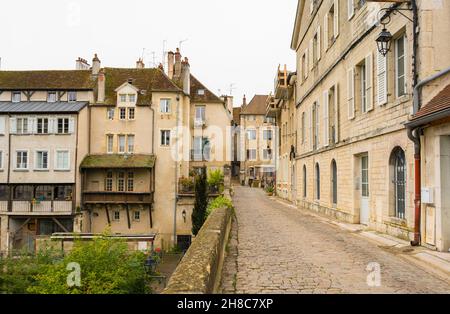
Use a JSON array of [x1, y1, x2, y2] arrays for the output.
[[229, 83, 236, 95], [179, 39, 188, 51]]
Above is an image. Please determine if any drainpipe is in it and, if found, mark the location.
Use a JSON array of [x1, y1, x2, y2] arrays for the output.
[[173, 94, 181, 248]]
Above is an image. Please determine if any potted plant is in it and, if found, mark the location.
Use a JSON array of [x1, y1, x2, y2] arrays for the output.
[[265, 185, 274, 196], [207, 169, 224, 194], [180, 176, 194, 193]]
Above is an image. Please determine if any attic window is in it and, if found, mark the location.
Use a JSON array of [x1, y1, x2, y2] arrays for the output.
[[47, 92, 57, 103], [197, 89, 205, 96]]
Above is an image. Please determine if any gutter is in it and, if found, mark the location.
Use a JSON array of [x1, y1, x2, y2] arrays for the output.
[[173, 94, 181, 248]]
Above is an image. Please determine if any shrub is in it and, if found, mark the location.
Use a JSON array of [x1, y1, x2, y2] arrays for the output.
[[207, 169, 224, 188], [206, 196, 233, 217], [192, 167, 209, 236]]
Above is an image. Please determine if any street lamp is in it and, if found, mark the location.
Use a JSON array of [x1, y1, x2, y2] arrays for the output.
[[376, 28, 393, 57]]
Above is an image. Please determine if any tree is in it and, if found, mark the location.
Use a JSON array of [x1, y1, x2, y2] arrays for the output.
[[191, 167, 209, 235]]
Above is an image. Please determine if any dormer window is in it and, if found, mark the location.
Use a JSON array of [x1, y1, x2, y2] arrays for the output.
[[119, 94, 126, 102], [128, 94, 136, 103], [198, 89, 205, 96], [12, 91, 21, 103], [47, 92, 57, 103], [68, 91, 77, 102]]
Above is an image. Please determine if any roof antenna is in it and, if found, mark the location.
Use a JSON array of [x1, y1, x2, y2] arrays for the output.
[[229, 83, 236, 95], [179, 39, 188, 51]]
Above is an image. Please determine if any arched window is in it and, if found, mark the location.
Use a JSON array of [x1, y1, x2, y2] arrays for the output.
[[315, 163, 320, 200], [391, 147, 406, 219], [303, 165, 307, 198], [331, 160, 337, 205]]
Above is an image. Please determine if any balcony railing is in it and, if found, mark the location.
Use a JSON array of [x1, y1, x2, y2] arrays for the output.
[[0, 200, 73, 214], [82, 191, 154, 204]]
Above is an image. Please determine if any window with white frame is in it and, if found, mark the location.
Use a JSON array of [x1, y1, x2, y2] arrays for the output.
[[117, 172, 125, 192], [197, 89, 205, 95], [119, 108, 126, 120], [133, 210, 140, 221], [55, 150, 69, 170], [107, 134, 114, 153], [128, 94, 136, 103], [263, 129, 273, 140], [113, 210, 120, 221], [247, 149, 257, 161], [37, 118, 49, 134], [263, 149, 272, 160], [16, 151, 28, 169], [247, 129, 256, 140], [128, 108, 135, 120], [57, 118, 69, 134], [119, 94, 126, 102], [395, 34, 407, 98], [161, 130, 170, 146], [105, 171, 113, 191], [127, 135, 135, 153], [68, 91, 77, 102], [360, 62, 367, 113], [195, 106, 206, 123], [118, 135, 126, 153], [47, 92, 57, 103], [12, 91, 21, 103], [160, 99, 171, 113], [16, 118, 29, 134], [35, 151, 49, 170], [302, 53, 307, 81], [127, 172, 134, 192], [107, 108, 115, 120]]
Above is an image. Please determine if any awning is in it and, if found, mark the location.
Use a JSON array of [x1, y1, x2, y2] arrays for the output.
[[80, 154, 156, 169]]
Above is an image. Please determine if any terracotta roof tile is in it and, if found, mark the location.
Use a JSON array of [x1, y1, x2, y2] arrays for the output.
[[412, 84, 450, 120], [0, 70, 96, 90], [190, 74, 223, 103], [240, 95, 268, 115]]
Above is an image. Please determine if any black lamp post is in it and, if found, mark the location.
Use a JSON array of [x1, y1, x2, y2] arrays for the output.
[[376, 28, 393, 57]]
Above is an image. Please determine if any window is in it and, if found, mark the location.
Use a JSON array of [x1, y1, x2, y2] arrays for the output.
[[302, 54, 307, 80], [247, 115, 256, 121], [263, 130, 273, 140], [247, 149, 257, 161], [325, 1, 338, 48], [195, 106, 206, 123], [348, 0, 355, 20], [119, 94, 126, 102], [315, 163, 320, 200], [68, 91, 77, 102], [118, 135, 126, 153], [127, 135, 135, 153], [391, 147, 406, 219], [16, 151, 28, 169], [113, 211, 120, 221], [395, 34, 406, 97], [12, 91, 21, 103], [127, 172, 134, 192], [360, 63, 367, 113], [0, 151, 3, 169], [331, 160, 337, 205], [119, 108, 126, 120], [128, 108, 135, 120], [133, 210, 140, 221], [313, 31, 319, 65], [105, 172, 113, 191], [47, 92, 57, 103], [161, 130, 170, 146], [35, 186, 52, 201], [56, 150, 69, 170], [313, 102, 319, 150], [54, 185, 72, 200], [16, 118, 29, 134], [117, 172, 125, 192], [107, 135, 114, 153], [301, 112, 306, 143], [128, 94, 136, 103], [107, 108, 115, 120], [361, 155, 369, 197], [197, 89, 205, 95], [14, 185, 33, 200], [57, 118, 69, 134], [303, 165, 307, 198], [247, 129, 256, 140], [37, 118, 49, 134], [160, 99, 171, 113], [263, 149, 272, 160], [36, 151, 49, 170]]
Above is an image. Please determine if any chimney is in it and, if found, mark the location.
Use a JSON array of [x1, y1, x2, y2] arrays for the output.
[[243, 95, 247, 107], [97, 70, 105, 103], [181, 57, 190, 95], [223, 95, 234, 113], [92, 53, 101, 75], [174, 48, 182, 79], [167, 51, 174, 79], [136, 58, 145, 69], [75, 57, 90, 70]]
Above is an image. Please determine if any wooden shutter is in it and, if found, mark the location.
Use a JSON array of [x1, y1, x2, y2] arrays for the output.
[[317, 26, 321, 60], [334, 0, 339, 38], [10, 117, 16, 133], [366, 53, 374, 111], [69, 117, 75, 133], [348, 0, 354, 20], [377, 50, 388, 106], [323, 90, 329, 147], [334, 83, 340, 143], [347, 68, 355, 119], [324, 13, 329, 51]]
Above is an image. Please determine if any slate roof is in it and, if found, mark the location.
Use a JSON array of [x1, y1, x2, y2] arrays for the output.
[[0, 101, 88, 113], [80, 154, 156, 169], [240, 95, 269, 115], [0, 70, 96, 90]]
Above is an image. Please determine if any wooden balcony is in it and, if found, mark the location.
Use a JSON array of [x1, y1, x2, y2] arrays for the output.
[[0, 200, 73, 215], [82, 191, 154, 205]]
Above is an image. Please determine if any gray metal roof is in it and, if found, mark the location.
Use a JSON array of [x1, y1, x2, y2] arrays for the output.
[[0, 101, 88, 113]]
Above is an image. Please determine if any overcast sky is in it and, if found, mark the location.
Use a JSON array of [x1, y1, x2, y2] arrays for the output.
[[1, 0, 297, 107]]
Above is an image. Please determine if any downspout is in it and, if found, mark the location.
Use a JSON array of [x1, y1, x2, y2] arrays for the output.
[[173, 94, 181, 248]]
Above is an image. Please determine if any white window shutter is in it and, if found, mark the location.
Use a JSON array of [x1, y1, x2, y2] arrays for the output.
[[309, 108, 313, 152], [31, 117, 37, 134], [317, 26, 321, 60], [0, 116, 5, 134], [316, 102, 320, 148], [69, 117, 75, 133], [310, 0, 314, 14], [323, 91, 329, 147], [334, 83, 340, 143], [305, 49, 309, 78], [377, 50, 388, 106], [334, 0, 339, 38], [324, 13, 329, 51], [366, 53, 374, 111], [48, 117, 55, 133], [10, 117, 16, 133], [309, 39, 314, 71], [347, 68, 355, 119], [348, 0, 354, 20]]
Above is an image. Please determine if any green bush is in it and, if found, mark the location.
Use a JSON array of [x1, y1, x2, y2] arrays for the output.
[[207, 169, 224, 187], [206, 196, 233, 217], [192, 167, 209, 236]]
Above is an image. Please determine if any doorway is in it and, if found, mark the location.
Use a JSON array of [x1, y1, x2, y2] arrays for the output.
[[360, 155, 370, 225]]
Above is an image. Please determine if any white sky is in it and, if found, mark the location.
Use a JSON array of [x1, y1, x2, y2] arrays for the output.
[[0, 0, 297, 107]]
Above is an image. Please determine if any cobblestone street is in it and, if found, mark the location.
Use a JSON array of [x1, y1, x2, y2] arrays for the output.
[[220, 186, 450, 294]]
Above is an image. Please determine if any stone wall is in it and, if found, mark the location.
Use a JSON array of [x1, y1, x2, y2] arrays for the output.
[[162, 204, 233, 294]]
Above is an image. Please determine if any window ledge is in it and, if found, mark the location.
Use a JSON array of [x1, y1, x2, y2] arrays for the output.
[[34, 169, 49, 172], [13, 169, 29, 172], [54, 169, 71, 172]]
